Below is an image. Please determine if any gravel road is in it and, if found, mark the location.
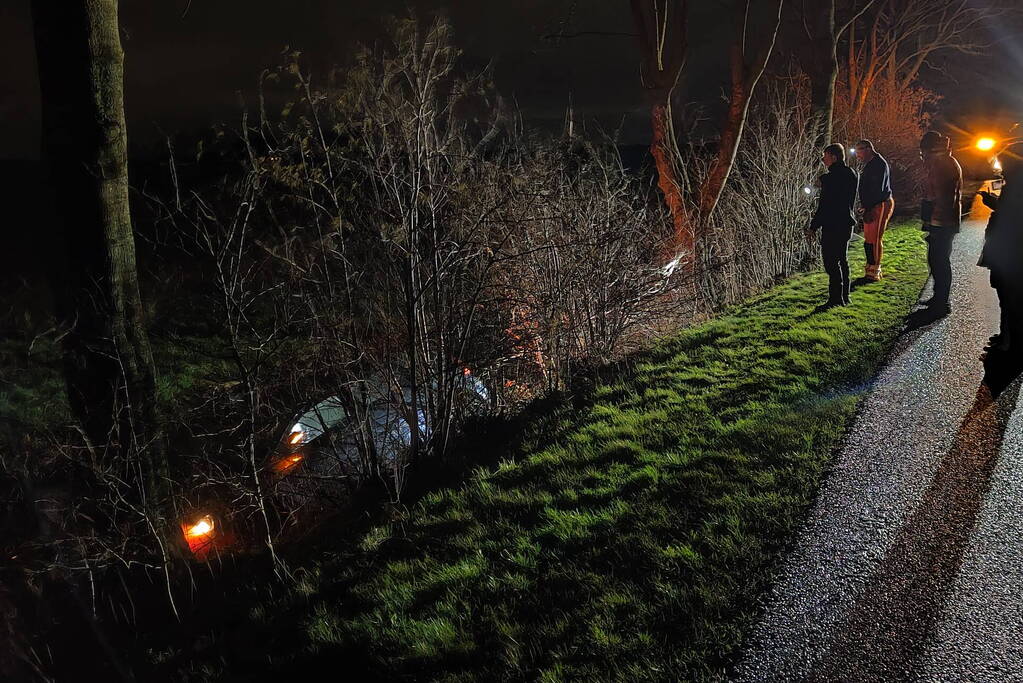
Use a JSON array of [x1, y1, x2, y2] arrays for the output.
[[734, 214, 1023, 682]]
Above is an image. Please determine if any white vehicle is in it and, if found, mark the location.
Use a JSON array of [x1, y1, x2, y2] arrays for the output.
[[269, 371, 489, 503]]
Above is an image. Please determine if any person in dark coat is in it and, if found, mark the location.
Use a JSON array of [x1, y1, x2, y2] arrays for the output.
[[979, 142, 1023, 356], [806, 143, 859, 307], [854, 139, 894, 281], [919, 131, 963, 315]]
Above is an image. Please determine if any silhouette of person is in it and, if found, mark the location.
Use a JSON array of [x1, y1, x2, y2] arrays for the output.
[[978, 141, 1023, 361], [918, 131, 962, 316], [805, 143, 859, 308]]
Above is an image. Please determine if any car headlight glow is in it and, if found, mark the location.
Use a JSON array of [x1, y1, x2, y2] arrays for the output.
[[185, 515, 215, 539]]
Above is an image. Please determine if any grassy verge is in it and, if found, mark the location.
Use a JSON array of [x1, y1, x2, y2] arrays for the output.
[[176, 224, 928, 681]]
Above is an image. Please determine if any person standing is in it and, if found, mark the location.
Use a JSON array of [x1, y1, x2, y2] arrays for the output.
[[854, 139, 894, 281], [919, 131, 962, 315], [806, 143, 859, 307], [979, 142, 1023, 356]]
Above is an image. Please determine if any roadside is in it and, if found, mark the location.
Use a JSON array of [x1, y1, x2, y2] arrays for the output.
[[151, 223, 930, 681], [736, 216, 1023, 681]]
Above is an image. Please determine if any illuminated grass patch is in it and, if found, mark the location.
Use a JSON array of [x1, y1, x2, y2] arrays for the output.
[[176, 224, 929, 681]]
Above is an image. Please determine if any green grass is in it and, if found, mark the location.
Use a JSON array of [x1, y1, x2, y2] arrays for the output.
[[0, 335, 68, 435], [176, 223, 928, 682], [0, 324, 234, 436]]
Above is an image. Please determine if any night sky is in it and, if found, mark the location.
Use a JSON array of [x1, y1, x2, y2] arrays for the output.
[[2, 1, 1023, 160], [2, 0, 647, 159]]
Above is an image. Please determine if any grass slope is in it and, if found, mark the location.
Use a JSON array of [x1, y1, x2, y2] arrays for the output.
[[184, 225, 929, 682]]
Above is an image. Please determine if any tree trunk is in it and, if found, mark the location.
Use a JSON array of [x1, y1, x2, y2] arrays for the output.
[[630, 0, 692, 254], [847, 19, 859, 103], [852, 1, 887, 115], [651, 101, 692, 254], [853, 74, 873, 115], [809, 0, 838, 146], [697, 0, 783, 226], [698, 59, 748, 225], [31, 1, 169, 509]]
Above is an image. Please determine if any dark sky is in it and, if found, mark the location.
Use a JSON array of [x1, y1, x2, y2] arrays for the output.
[[2, 1, 1022, 160], [2, 0, 652, 159]]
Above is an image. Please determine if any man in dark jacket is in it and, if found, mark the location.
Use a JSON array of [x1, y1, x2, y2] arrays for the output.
[[806, 143, 859, 307], [919, 131, 962, 315], [854, 139, 894, 281], [979, 142, 1023, 356]]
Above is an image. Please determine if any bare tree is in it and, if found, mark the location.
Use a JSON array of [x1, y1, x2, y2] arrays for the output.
[[496, 136, 688, 391], [630, 0, 691, 254], [704, 85, 820, 303], [696, 0, 785, 226], [799, 0, 877, 145], [844, 0, 998, 116]]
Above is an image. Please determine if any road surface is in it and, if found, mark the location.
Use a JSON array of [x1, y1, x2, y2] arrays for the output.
[[735, 212, 1023, 682]]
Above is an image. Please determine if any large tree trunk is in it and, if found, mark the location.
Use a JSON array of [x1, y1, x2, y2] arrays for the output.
[[650, 101, 692, 255], [631, 0, 692, 255], [851, 0, 887, 116], [809, 0, 838, 146], [31, 1, 169, 509]]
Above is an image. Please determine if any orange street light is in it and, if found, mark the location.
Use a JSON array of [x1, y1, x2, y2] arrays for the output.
[[976, 137, 996, 151]]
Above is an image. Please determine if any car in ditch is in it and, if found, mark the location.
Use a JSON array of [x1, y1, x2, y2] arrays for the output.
[[267, 370, 490, 506], [179, 369, 490, 557]]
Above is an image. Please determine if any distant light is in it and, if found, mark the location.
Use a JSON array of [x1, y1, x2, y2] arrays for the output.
[[288, 429, 304, 445], [849, 147, 856, 155], [976, 137, 996, 151], [803, 186, 813, 195]]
